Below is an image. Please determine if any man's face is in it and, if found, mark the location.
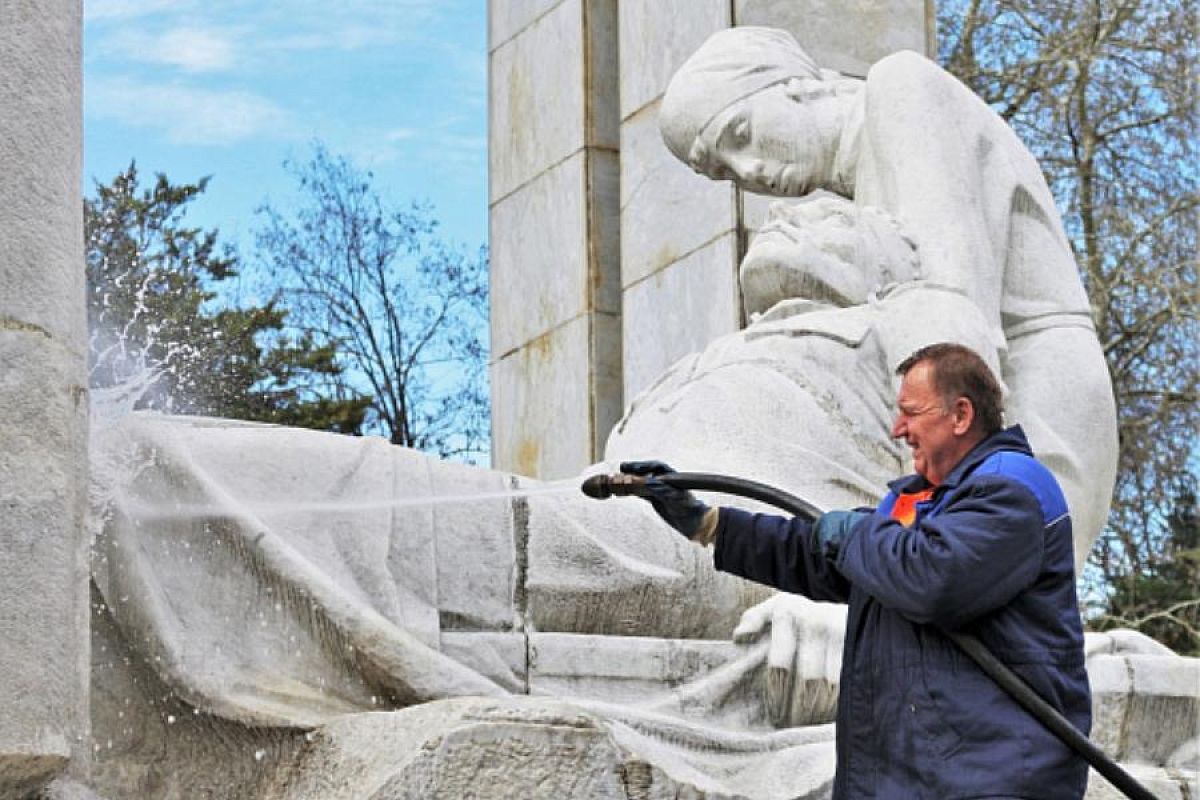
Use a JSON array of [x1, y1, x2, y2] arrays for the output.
[[693, 80, 839, 197], [891, 362, 964, 486]]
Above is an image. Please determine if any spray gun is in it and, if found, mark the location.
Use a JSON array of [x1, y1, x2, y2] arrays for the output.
[[580, 473, 652, 499], [579, 468, 1156, 800]]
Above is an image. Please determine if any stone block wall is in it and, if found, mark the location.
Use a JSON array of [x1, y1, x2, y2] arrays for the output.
[[488, 0, 622, 479], [616, 0, 741, 401]]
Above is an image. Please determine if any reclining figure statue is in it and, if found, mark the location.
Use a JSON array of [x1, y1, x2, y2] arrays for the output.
[[85, 28, 1196, 800]]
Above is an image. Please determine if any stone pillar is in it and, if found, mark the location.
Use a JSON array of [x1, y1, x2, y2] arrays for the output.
[[0, 1, 88, 796], [488, 0, 622, 479], [618, 0, 934, 402]]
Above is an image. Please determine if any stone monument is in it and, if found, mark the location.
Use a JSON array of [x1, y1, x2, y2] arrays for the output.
[[1, 5, 1197, 800], [77, 29, 1196, 796]]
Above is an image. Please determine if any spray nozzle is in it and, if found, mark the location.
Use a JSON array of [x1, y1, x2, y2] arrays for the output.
[[580, 473, 650, 499]]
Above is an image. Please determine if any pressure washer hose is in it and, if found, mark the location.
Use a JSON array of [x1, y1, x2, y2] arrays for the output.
[[580, 471, 1158, 800]]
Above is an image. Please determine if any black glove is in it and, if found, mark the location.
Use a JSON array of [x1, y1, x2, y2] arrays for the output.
[[619, 460, 711, 539], [813, 510, 870, 558]]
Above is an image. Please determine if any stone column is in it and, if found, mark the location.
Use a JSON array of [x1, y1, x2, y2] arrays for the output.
[[617, 0, 934, 401], [488, 0, 622, 479], [0, 1, 89, 796]]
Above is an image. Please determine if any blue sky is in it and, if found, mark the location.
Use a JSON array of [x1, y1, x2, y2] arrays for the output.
[[84, 0, 488, 255]]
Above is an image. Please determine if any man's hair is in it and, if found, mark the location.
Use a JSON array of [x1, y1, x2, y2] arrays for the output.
[[896, 343, 1004, 435]]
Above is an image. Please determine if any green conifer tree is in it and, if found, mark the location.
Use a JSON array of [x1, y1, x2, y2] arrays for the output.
[[86, 162, 371, 433]]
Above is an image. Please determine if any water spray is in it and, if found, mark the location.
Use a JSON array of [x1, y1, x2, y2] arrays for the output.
[[122, 481, 580, 523], [581, 470, 1156, 800]]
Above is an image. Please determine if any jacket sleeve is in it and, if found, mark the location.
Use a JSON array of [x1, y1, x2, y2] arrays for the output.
[[712, 507, 852, 603], [835, 475, 1044, 628]]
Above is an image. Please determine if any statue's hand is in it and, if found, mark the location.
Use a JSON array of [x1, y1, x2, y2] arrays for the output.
[[1085, 629, 1176, 659], [733, 593, 846, 727]]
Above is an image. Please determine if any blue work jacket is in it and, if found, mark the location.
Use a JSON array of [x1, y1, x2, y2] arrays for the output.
[[713, 426, 1091, 799]]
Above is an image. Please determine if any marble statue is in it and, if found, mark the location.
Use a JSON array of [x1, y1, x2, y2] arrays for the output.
[[659, 27, 1118, 566], [81, 29, 1197, 800]]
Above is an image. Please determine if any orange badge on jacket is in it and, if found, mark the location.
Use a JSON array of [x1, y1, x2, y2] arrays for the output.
[[890, 489, 934, 527]]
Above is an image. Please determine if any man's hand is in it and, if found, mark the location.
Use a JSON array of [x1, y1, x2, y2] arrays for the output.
[[733, 593, 846, 727], [619, 460, 717, 542]]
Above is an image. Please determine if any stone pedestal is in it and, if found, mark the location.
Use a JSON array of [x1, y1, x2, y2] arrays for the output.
[[0, 1, 88, 796]]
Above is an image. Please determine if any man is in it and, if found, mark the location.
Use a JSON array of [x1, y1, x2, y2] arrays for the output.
[[658, 27, 1117, 563], [624, 342, 1092, 798]]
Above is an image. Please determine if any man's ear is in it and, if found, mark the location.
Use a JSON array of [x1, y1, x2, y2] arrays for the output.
[[952, 397, 975, 436]]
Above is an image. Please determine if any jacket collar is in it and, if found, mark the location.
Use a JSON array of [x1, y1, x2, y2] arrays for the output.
[[887, 425, 1033, 495]]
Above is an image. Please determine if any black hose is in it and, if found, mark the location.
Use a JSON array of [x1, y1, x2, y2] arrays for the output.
[[582, 470, 1159, 800], [661, 472, 825, 521], [580, 472, 823, 520]]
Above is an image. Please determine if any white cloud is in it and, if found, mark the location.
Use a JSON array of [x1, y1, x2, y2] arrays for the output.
[[155, 28, 236, 72], [335, 122, 484, 172], [108, 27, 238, 73], [83, 0, 187, 22], [265, 25, 400, 53], [242, 1, 447, 54], [428, 133, 487, 167], [87, 1, 458, 72], [86, 77, 294, 145]]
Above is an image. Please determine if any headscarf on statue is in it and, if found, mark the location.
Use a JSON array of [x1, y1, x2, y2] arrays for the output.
[[660, 27, 819, 165]]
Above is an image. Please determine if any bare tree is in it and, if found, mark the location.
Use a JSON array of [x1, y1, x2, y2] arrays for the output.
[[939, 0, 1198, 647], [255, 143, 488, 460]]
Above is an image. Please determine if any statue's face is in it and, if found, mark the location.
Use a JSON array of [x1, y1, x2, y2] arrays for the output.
[[740, 197, 865, 313], [693, 80, 841, 197], [739, 195, 918, 316]]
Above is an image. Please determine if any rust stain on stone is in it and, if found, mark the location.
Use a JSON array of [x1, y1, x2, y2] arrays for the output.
[[507, 58, 531, 168], [515, 438, 540, 477], [0, 316, 52, 338], [525, 331, 555, 363], [652, 245, 678, 275]]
